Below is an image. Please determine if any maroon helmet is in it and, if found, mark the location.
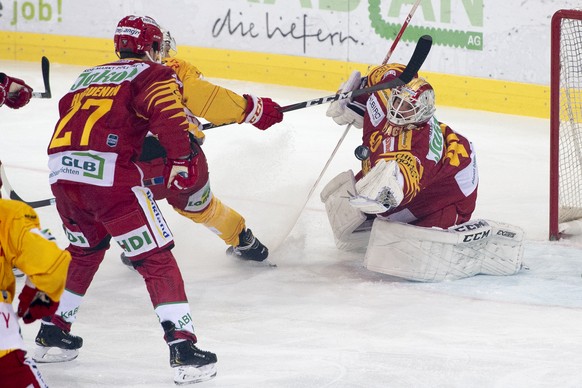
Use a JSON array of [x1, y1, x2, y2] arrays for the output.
[[114, 15, 163, 56]]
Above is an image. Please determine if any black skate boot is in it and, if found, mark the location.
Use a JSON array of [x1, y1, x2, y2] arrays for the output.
[[226, 228, 269, 262], [162, 321, 217, 385], [33, 321, 83, 363]]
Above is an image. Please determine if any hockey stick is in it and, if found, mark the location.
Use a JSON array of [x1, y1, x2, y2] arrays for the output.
[[201, 34, 430, 131], [0, 163, 55, 208], [382, 0, 422, 65], [34, 56, 52, 98], [8, 56, 51, 99]]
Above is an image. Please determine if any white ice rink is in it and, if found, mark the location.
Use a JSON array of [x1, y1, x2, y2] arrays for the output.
[[2, 59, 582, 388]]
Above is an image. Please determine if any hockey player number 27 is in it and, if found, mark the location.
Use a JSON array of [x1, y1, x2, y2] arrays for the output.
[[49, 98, 113, 149]]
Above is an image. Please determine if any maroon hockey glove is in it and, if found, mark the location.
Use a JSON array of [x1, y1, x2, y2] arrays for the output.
[[243, 94, 283, 130], [0, 73, 33, 109], [164, 153, 199, 191], [17, 284, 58, 324]]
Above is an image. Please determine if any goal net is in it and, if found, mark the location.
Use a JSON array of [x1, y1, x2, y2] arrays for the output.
[[550, 9, 582, 240]]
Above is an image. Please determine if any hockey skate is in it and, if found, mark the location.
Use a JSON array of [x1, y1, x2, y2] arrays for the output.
[[226, 228, 274, 266], [33, 322, 83, 363], [163, 321, 217, 385], [170, 340, 218, 385]]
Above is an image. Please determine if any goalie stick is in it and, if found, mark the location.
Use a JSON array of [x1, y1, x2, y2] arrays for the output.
[[0, 163, 55, 208], [8, 56, 51, 99], [201, 34, 431, 131]]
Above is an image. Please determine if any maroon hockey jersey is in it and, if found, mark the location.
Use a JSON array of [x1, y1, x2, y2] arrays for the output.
[[47, 59, 192, 188]]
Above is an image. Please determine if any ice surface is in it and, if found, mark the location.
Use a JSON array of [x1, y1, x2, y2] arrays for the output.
[[1, 60, 582, 388]]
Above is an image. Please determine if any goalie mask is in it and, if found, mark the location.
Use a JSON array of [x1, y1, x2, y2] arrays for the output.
[[386, 77, 436, 130], [114, 15, 163, 60]]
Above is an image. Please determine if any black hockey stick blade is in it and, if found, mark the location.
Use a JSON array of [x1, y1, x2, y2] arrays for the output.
[[201, 34, 432, 130], [9, 191, 55, 208], [0, 163, 55, 208], [7, 56, 51, 99], [280, 34, 433, 113], [32, 56, 51, 98]]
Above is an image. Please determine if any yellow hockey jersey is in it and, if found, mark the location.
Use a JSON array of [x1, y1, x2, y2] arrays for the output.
[[0, 199, 70, 305], [163, 57, 248, 126]]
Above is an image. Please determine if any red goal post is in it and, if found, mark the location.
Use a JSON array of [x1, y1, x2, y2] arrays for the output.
[[550, 9, 582, 240]]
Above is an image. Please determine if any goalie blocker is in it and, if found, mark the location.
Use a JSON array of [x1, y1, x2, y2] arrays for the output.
[[321, 171, 525, 282]]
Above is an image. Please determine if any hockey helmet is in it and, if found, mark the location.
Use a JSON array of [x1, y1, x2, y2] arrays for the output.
[[114, 15, 163, 57]]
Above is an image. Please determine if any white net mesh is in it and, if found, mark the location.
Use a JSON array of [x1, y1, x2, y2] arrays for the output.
[[557, 13, 582, 223]]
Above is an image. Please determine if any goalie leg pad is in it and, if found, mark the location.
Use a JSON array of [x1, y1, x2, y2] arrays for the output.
[[365, 219, 524, 282], [320, 170, 369, 251], [466, 220, 525, 276]]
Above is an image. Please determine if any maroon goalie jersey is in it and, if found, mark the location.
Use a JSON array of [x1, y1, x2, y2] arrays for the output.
[[360, 91, 479, 228], [47, 59, 192, 188]]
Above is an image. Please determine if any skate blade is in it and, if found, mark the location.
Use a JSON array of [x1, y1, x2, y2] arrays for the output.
[[32, 345, 79, 363], [261, 259, 277, 268], [173, 363, 217, 385], [238, 258, 277, 268]]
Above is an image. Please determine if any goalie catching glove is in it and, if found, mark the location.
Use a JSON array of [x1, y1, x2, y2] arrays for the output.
[[164, 151, 200, 191], [242, 94, 283, 130], [0, 73, 33, 109], [17, 279, 59, 324], [326, 70, 366, 129], [349, 159, 404, 214]]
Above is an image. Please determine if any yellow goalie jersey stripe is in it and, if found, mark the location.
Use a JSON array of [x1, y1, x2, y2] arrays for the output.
[[164, 57, 248, 125], [0, 199, 70, 304]]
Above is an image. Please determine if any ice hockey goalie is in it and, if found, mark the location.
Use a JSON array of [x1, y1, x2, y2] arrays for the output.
[[320, 170, 525, 282]]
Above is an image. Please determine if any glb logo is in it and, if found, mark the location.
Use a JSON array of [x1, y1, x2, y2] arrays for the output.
[[62, 152, 105, 179]]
